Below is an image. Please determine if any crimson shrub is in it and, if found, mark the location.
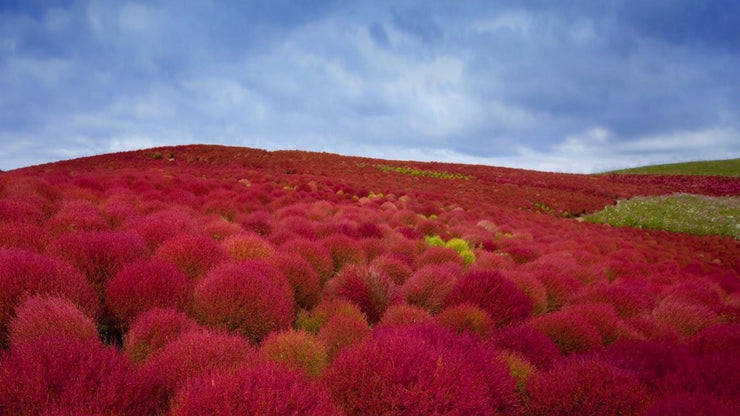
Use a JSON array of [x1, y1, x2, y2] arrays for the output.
[[123, 307, 200, 363], [8, 294, 98, 346]]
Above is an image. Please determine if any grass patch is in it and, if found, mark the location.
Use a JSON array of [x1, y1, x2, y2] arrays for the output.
[[374, 164, 471, 180], [584, 194, 740, 239], [604, 158, 740, 177]]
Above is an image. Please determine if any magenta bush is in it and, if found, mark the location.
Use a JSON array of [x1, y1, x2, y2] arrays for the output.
[[258, 328, 329, 377], [379, 304, 434, 328], [325, 265, 400, 324], [0, 249, 99, 346], [323, 234, 367, 274], [688, 323, 740, 356], [124, 207, 198, 248], [0, 335, 162, 415], [646, 393, 738, 416], [491, 324, 561, 369], [222, 232, 276, 260], [274, 251, 322, 310], [154, 234, 228, 280], [445, 269, 532, 328], [8, 294, 98, 346], [192, 260, 294, 342], [104, 258, 192, 331], [602, 339, 691, 394], [370, 254, 413, 285], [123, 307, 200, 363], [46, 200, 108, 234], [0, 197, 45, 224], [526, 356, 651, 416], [415, 246, 466, 268], [0, 222, 49, 252], [436, 303, 494, 339], [170, 361, 342, 416], [401, 264, 458, 314], [318, 312, 371, 359], [280, 237, 335, 283], [324, 323, 521, 416], [528, 309, 603, 354], [566, 280, 654, 318], [49, 230, 149, 286]]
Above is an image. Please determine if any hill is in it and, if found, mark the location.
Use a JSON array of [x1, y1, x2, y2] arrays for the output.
[[1, 144, 739, 414], [604, 158, 740, 176]]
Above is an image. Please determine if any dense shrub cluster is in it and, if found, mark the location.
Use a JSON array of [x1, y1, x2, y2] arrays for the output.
[[1, 144, 737, 414]]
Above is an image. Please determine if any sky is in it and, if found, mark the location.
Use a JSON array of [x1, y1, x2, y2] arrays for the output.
[[1, 1, 739, 173]]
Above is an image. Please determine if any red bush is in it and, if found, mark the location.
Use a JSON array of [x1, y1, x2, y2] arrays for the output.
[[323, 234, 367, 274], [170, 361, 342, 416], [528, 309, 603, 354], [124, 207, 198, 248], [296, 297, 368, 333], [201, 217, 244, 241], [0, 249, 99, 346], [491, 324, 562, 370], [0, 336, 162, 415], [123, 307, 200, 363], [49, 230, 149, 286], [155, 234, 228, 280], [192, 260, 294, 343], [526, 356, 651, 416], [325, 324, 521, 416], [379, 304, 434, 328], [561, 303, 623, 345], [646, 393, 738, 416], [8, 294, 98, 346], [222, 233, 276, 261], [325, 265, 400, 324], [602, 339, 691, 394], [688, 323, 740, 356], [445, 269, 532, 328], [0, 197, 45, 224], [280, 237, 335, 283], [46, 200, 108, 234], [436, 303, 494, 339], [370, 254, 414, 285], [400, 264, 459, 314], [104, 258, 192, 331], [0, 222, 49, 251], [258, 328, 329, 377], [274, 251, 322, 310], [566, 280, 654, 318], [415, 246, 466, 268], [652, 298, 719, 336], [318, 313, 371, 360]]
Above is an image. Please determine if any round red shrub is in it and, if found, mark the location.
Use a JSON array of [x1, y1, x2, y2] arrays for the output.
[[415, 246, 465, 269], [526, 356, 651, 416], [646, 393, 738, 416], [280, 237, 334, 283], [528, 310, 603, 354], [659, 351, 739, 401], [491, 324, 561, 370], [104, 258, 192, 331], [0, 336, 162, 415], [46, 200, 108, 234], [202, 218, 244, 241], [0, 222, 49, 252], [222, 233, 276, 261], [318, 313, 371, 360], [296, 297, 367, 334], [535, 270, 581, 311], [274, 252, 322, 310], [124, 307, 200, 363], [0, 249, 99, 346], [49, 230, 149, 286], [370, 254, 413, 285], [561, 303, 622, 345], [436, 303, 494, 339], [325, 265, 399, 324], [155, 234, 228, 280], [602, 339, 691, 394], [192, 260, 294, 343], [8, 294, 98, 346], [170, 361, 342, 416], [689, 323, 740, 356], [258, 328, 329, 377], [236, 210, 273, 235], [323, 234, 367, 274], [0, 197, 45, 224], [379, 304, 434, 328], [652, 299, 718, 336], [124, 208, 198, 248], [445, 269, 532, 328], [325, 323, 521, 416], [566, 281, 654, 318], [400, 264, 458, 314]]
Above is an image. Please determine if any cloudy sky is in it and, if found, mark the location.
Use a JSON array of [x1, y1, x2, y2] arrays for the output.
[[1, 1, 739, 173]]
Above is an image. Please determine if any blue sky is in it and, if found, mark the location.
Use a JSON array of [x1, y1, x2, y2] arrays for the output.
[[1, 1, 739, 173]]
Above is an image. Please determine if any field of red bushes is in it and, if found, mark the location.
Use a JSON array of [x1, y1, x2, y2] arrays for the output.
[[1, 144, 738, 415]]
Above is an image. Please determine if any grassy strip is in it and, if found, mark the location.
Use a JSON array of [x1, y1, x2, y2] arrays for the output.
[[584, 193, 740, 239], [374, 164, 471, 180], [604, 158, 740, 177]]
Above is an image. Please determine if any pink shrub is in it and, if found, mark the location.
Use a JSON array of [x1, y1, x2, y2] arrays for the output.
[[0, 249, 99, 346], [192, 260, 294, 343], [689, 323, 740, 356], [0, 222, 49, 251], [526, 356, 651, 416], [646, 393, 738, 416], [602, 339, 690, 393], [125, 208, 198, 248], [323, 234, 367, 273], [504, 271, 548, 316], [258, 328, 329, 377], [528, 310, 603, 354], [155, 234, 228, 280], [222, 233, 276, 260], [296, 297, 367, 333], [104, 258, 192, 331], [653, 299, 719, 336], [360, 237, 387, 261], [502, 240, 542, 264], [436, 303, 493, 339], [415, 246, 465, 269], [660, 352, 740, 401], [561, 303, 622, 345], [400, 264, 458, 314], [280, 237, 335, 283], [46, 200, 108, 234], [144, 329, 253, 404], [0, 197, 45, 224], [237, 210, 274, 235], [491, 324, 561, 369], [566, 281, 654, 318], [379, 304, 434, 328], [202, 218, 244, 241], [318, 313, 372, 359], [49, 230, 149, 286], [325, 265, 399, 324], [445, 269, 532, 328], [325, 324, 521, 416], [274, 252, 322, 310], [370, 254, 414, 285], [535, 270, 581, 311], [8, 294, 98, 346], [170, 361, 341, 416], [124, 308, 200, 363], [0, 336, 162, 415]]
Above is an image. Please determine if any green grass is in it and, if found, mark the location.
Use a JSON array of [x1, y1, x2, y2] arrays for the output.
[[584, 194, 740, 239], [604, 158, 740, 177]]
